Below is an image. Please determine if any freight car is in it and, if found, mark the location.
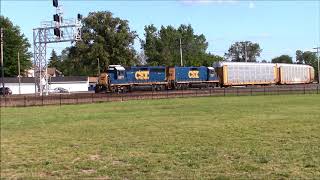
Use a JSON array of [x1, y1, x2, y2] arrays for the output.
[[213, 62, 315, 86], [277, 63, 314, 84], [213, 62, 278, 86]]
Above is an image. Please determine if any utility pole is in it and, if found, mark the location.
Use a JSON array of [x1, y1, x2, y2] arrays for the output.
[[313, 47, 320, 84], [1, 28, 4, 96], [179, 38, 183, 66], [97, 57, 100, 75], [18, 51, 21, 94]]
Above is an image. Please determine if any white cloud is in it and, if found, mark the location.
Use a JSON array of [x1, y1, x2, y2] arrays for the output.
[[249, 1, 255, 9]]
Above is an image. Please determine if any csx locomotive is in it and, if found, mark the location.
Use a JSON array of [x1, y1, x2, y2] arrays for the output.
[[95, 62, 315, 93]]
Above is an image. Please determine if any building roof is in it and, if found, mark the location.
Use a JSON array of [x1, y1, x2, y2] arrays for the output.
[[47, 68, 63, 76], [3, 76, 88, 83], [88, 77, 98, 83], [3, 77, 35, 83], [50, 76, 88, 82]]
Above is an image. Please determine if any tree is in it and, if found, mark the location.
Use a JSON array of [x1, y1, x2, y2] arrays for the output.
[[48, 50, 60, 69], [0, 16, 32, 77], [202, 53, 223, 66], [295, 50, 318, 80], [271, 55, 293, 63], [304, 51, 319, 81], [143, 24, 163, 66], [225, 41, 262, 62], [302, 51, 317, 65], [66, 11, 138, 76], [142, 24, 221, 66], [296, 50, 304, 64]]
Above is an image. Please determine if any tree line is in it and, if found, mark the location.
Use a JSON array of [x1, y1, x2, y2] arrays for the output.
[[0, 12, 319, 79]]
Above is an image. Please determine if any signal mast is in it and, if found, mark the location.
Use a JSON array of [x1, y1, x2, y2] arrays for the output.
[[33, 0, 82, 95]]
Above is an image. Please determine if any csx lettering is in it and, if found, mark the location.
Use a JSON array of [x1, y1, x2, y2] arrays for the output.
[[188, 71, 199, 78], [135, 71, 149, 80]]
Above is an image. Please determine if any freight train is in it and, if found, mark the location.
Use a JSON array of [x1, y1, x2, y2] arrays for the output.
[[94, 62, 315, 93]]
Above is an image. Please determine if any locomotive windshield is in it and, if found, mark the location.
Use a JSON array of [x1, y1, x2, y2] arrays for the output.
[[208, 67, 216, 77], [117, 70, 125, 79]]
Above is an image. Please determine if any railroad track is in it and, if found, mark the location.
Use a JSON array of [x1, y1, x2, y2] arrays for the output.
[[1, 84, 319, 107]]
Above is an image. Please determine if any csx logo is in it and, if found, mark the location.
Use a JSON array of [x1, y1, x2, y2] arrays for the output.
[[135, 71, 149, 80], [188, 70, 199, 78]]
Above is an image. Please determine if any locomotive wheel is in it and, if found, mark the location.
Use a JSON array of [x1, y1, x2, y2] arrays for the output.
[[95, 85, 108, 93], [95, 85, 102, 93]]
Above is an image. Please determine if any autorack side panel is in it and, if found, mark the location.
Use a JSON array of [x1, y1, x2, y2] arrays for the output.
[[214, 62, 277, 86], [277, 64, 313, 84], [174, 66, 208, 83]]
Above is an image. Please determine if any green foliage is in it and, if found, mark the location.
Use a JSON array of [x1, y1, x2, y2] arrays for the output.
[[296, 50, 304, 64], [59, 11, 138, 76], [202, 53, 223, 66], [296, 50, 319, 80], [225, 41, 262, 62], [142, 24, 222, 66], [2, 95, 320, 178], [0, 16, 32, 77], [48, 50, 60, 69], [271, 55, 293, 63]]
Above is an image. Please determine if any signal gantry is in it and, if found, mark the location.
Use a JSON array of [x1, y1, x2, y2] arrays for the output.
[[33, 0, 82, 95]]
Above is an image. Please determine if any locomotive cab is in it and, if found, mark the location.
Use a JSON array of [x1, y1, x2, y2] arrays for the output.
[[95, 65, 126, 93], [109, 65, 126, 80], [207, 67, 216, 79]]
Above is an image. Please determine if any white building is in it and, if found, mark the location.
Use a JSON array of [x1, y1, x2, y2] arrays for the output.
[[3, 77, 36, 95], [48, 76, 89, 92], [3, 76, 89, 95]]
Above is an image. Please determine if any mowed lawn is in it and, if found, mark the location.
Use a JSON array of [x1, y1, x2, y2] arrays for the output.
[[1, 95, 320, 179]]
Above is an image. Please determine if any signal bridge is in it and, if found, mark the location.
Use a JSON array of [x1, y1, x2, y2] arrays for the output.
[[33, 0, 82, 96]]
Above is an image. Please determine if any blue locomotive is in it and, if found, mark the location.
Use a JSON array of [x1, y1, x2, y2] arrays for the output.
[[95, 65, 219, 93], [167, 66, 219, 89]]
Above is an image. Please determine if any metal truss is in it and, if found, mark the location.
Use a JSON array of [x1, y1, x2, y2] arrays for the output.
[[33, 14, 81, 95]]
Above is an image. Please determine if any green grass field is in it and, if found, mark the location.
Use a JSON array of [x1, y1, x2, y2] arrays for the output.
[[1, 95, 320, 179]]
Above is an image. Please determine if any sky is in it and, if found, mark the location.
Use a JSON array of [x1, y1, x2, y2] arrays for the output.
[[1, 0, 320, 62]]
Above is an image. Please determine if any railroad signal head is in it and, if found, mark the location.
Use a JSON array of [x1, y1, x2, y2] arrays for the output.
[[54, 28, 63, 38], [53, 14, 60, 22], [53, 0, 58, 7], [77, 14, 83, 21]]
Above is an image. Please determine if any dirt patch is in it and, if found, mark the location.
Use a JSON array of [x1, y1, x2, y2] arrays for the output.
[[95, 176, 111, 180], [81, 169, 97, 174], [72, 157, 81, 163], [89, 154, 100, 161]]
